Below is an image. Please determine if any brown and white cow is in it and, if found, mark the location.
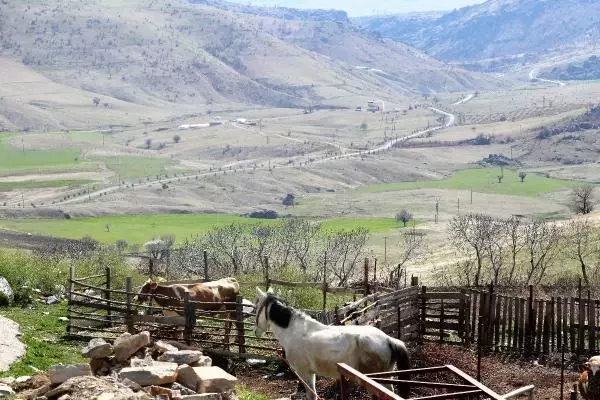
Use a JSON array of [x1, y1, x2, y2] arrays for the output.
[[579, 356, 600, 400], [136, 277, 241, 349]]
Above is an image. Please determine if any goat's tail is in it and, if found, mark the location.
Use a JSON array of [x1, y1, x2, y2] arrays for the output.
[[388, 337, 411, 398]]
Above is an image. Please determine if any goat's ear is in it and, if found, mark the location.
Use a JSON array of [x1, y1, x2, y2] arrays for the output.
[[267, 286, 274, 294], [256, 287, 265, 297]]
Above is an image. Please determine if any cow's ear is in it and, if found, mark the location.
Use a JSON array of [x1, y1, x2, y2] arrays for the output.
[[150, 281, 158, 289], [580, 363, 590, 373]]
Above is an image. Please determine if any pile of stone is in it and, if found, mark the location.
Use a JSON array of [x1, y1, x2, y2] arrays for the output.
[[0, 331, 238, 400]]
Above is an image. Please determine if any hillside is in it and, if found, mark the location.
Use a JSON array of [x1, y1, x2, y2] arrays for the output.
[[0, 0, 506, 130], [356, 0, 600, 62]]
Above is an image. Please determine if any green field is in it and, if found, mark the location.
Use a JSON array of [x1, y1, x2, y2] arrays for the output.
[[0, 179, 93, 192], [0, 133, 86, 174], [0, 214, 407, 245], [358, 168, 582, 196], [91, 155, 179, 181]]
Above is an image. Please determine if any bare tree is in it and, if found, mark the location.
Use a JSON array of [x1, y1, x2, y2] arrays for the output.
[[92, 97, 100, 106], [388, 228, 425, 285], [448, 214, 493, 286], [503, 216, 526, 285], [145, 138, 153, 149], [565, 218, 599, 284], [287, 219, 320, 273], [571, 185, 595, 214], [396, 210, 413, 227], [325, 228, 369, 286], [203, 224, 247, 274], [486, 219, 506, 285], [173, 134, 181, 144], [523, 220, 562, 284]]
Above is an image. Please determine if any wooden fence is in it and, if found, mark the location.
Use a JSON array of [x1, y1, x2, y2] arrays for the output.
[[419, 284, 600, 357], [66, 267, 415, 359]]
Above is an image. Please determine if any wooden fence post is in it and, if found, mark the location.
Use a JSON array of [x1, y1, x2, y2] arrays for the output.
[[236, 295, 246, 354], [364, 258, 370, 296], [458, 289, 466, 342], [420, 286, 426, 344], [323, 252, 328, 312], [67, 266, 74, 335], [411, 275, 418, 287], [203, 250, 209, 281], [105, 267, 112, 327], [264, 257, 271, 289], [439, 300, 445, 344], [126, 277, 134, 334], [397, 304, 402, 340], [578, 294, 585, 355], [588, 290, 596, 355], [526, 285, 534, 357], [183, 289, 196, 345]]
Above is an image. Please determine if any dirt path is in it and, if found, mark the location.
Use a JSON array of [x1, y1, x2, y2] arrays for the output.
[[0, 316, 26, 372]]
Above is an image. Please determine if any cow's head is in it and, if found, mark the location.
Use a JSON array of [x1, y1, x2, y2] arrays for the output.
[[135, 279, 159, 303]]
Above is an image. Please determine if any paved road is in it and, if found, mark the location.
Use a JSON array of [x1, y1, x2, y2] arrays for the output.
[[44, 107, 456, 206], [0, 316, 25, 372], [453, 94, 474, 105], [529, 68, 566, 87]]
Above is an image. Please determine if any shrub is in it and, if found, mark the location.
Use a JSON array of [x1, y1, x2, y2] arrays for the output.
[[249, 210, 278, 219]]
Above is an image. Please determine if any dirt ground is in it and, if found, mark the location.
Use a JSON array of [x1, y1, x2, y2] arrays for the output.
[[236, 343, 581, 400]]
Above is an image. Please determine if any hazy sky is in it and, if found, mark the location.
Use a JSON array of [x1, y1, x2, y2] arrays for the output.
[[235, 0, 487, 16]]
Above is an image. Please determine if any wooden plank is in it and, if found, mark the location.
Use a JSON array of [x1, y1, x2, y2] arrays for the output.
[[557, 297, 563, 351], [368, 366, 448, 377], [370, 379, 476, 390], [570, 298, 576, 353], [543, 300, 551, 354], [337, 363, 403, 400], [132, 315, 185, 325], [471, 290, 479, 344], [494, 296, 502, 351], [425, 321, 461, 331], [445, 365, 505, 400], [512, 297, 519, 351], [70, 300, 129, 315], [422, 292, 466, 300], [563, 298, 569, 350], [535, 300, 544, 354], [411, 390, 483, 400], [519, 298, 526, 352], [579, 297, 586, 355], [589, 296, 596, 354], [501, 296, 508, 349], [550, 297, 556, 353]]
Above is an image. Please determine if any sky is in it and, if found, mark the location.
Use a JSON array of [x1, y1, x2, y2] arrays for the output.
[[234, 0, 487, 16]]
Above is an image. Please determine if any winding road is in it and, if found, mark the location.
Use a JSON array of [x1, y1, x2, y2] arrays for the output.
[[529, 68, 566, 87], [45, 106, 457, 206], [453, 94, 474, 105]]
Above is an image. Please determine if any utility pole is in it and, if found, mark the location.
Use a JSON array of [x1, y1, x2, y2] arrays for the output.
[[457, 197, 460, 214], [384, 236, 388, 267]]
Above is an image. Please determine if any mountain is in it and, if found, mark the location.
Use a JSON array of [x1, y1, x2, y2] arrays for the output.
[[356, 0, 600, 62]]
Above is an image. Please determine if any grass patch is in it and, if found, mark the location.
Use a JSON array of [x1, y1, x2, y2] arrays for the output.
[[236, 386, 270, 400], [0, 214, 271, 245], [321, 217, 417, 232], [91, 155, 178, 181], [0, 179, 93, 192], [358, 168, 581, 197], [0, 303, 85, 376]]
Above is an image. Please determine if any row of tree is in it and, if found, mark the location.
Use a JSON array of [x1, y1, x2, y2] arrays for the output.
[[445, 213, 600, 287]]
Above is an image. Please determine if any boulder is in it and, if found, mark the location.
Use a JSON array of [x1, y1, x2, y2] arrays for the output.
[[171, 383, 198, 396], [0, 277, 13, 305], [117, 364, 178, 386], [44, 295, 59, 305], [113, 331, 151, 362], [157, 350, 203, 365], [130, 358, 175, 368], [0, 383, 14, 398], [44, 376, 152, 400], [82, 338, 113, 359], [0, 378, 14, 386], [173, 394, 221, 400], [149, 385, 181, 399], [176, 366, 237, 394], [190, 356, 212, 368], [48, 364, 92, 385], [153, 341, 178, 355]]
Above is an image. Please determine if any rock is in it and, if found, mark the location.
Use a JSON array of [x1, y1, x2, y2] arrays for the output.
[[153, 341, 178, 355], [158, 350, 203, 365], [57, 317, 69, 322], [118, 364, 178, 386], [150, 385, 181, 399], [170, 383, 197, 396], [173, 394, 221, 400], [0, 383, 15, 397], [96, 393, 115, 400], [12, 374, 50, 392], [89, 358, 106, 375], [48, 364, 92, 385], [130, 358, 175, 368], [0, 277, 13, 305], [113, 331, 151, 362], [82, 338, 113, 359], [0, 377, 15, 386], [120, 378, 143, 392], [44, 376, 152, 400], [15, 375, 32, 384], [245, 359, 265, 367], [27, 382, 51, 399], [176, 366, 237, 394], [57, 394, 71, 400], [190, 356, 212, 368], [44, 295, 59, 305]]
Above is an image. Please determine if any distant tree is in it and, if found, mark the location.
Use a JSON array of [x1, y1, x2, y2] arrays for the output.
[[115, 239, 128, 254], [92, 97, 100, 106], [571, 185, 595, 214], [282, 193, 295, 207], [519, 172, 527, 183], [396, 210, 413, 227], [145, 138, 152, 149], [360, 122, 368, 130], [173, 134, 181, 143]]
